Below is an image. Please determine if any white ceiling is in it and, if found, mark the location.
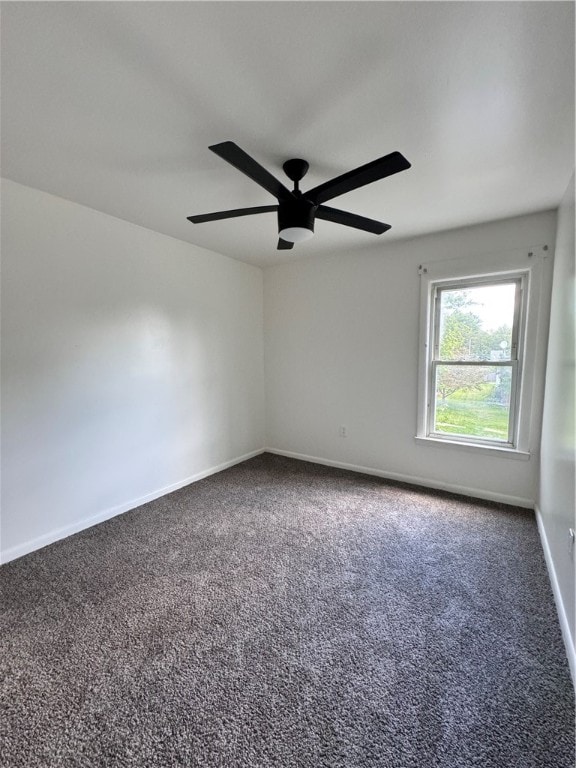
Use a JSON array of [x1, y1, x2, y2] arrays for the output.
[[1, 2, 574, 267]]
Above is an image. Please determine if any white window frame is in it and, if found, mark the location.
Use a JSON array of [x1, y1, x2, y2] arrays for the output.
[[416, 245, 551, 460]]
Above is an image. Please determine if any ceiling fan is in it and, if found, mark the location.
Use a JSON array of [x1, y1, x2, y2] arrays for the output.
[[187, 142, 411, 250]]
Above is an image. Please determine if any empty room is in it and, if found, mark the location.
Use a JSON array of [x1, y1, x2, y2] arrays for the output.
[[1, 2, 574, 766]]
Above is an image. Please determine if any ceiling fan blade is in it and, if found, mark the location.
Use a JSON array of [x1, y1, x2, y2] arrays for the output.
[[187, 205, 277, 224], [316, 205, 391, 234], [306, 151, 411, 205], [209, 142, 294, 202], [277, 238, 294, 250]]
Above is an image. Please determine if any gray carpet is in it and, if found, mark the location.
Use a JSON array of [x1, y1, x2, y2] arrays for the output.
[[1, 453, 574, 767]]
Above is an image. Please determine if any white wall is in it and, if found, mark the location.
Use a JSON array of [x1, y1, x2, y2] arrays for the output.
[[1, 179, 265, 562], [538, 173, 575, 679], [265, 211, 556, 506]]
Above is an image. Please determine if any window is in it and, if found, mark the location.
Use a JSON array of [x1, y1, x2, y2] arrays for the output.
[[416, 246, 551, 457], [429, 277, 524, 447]]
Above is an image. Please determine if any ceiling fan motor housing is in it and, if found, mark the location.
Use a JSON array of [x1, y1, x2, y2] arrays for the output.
[[278, 197, 317, 236]]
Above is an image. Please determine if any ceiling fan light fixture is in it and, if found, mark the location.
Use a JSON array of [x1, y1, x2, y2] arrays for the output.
[[277, 198, 316, 243], [278, 226, 315, 243]]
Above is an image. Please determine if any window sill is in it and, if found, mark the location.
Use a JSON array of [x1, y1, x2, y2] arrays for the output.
[[414, 435, 531, 460]]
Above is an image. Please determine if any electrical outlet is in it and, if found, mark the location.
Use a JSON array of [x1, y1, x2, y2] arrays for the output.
[[339, 426, 347, 438]]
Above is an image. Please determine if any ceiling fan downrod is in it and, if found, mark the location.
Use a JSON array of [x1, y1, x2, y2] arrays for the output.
[[282, 158, 309, 194]]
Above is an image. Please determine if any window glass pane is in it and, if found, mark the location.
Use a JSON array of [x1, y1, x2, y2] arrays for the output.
[[438, 283, 516, 362], [433, 364, 512, 441]]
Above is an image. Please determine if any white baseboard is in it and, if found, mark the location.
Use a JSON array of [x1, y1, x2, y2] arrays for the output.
[[535, 505, 576, 686], [0, 448, 265, 565], [265, 447, 534, 508]]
